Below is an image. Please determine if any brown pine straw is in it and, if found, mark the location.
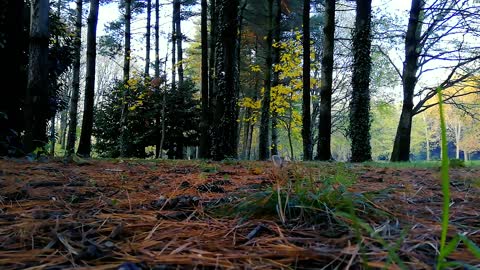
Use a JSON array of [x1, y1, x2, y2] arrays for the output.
[[0, 159, 479, 269]]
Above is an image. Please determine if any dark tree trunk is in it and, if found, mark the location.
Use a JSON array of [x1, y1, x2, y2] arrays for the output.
[[390, 0, 424, 162], [24, 0, 50, 154], [271, 0, 281, 157], [349, 0, 373, 162], [119, 0, 132, 157], [258, 0, 274, 161], [199, 0, 210, 158], [49, 116, 55, 156], [211, 0, 240, 160], [145, 0, 151, 76], [66, 0, 82, 157], [77, 0, 99, 157], [171, 7, 176, 92], [316, 0, 335, 161], [174, 0, 184, 88], [208, 0, 217, 104], [59, 109, 68, 149], [0, 0, 25, 156], [302, 0, 313, 160]]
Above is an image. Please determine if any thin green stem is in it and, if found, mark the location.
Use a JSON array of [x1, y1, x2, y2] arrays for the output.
[[437, 87, 450, 269]]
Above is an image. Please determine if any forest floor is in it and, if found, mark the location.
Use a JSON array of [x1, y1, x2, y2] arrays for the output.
[[0, 158, 479, 270]]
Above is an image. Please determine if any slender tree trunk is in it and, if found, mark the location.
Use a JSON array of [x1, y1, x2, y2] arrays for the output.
[[154, 0, 162, 158], [59, 109, 68, 149], [302, 0, 313, 160], [159, 55, 168, 158], [258, 0, 274, 161], [66, 0, 82, 157], [24, 0, 50, 154], [390, 0, 424, 162], [119, 0, 132, 157], [211, 0, 240, 160], [199, 0, 210, 158], [49, 116, 55, 156], [349, 0, 373, 162], [209, 0, 217, 103], [174, 0, 184, 88], [77, 0, 99, 157], [171, 4, 177, 92], [423, 114, 430, 161], [455, 122, 461, 159], [271, 0, 281, 157], [145, 0, 151, 76], [316, 0, 335, 161]]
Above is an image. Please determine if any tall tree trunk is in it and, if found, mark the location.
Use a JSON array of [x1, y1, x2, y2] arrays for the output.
[[66, 0, 82, 157], [154, 0, 162, 158], [119, 0, 132, 157], [390, 0, 424, 162], [271, 0, 281, 157], [211, 0, 240, 160], [209, 0, 217, 105], [316, 0, 335, 161], [174, 0, 184, 88], [171, 2, 177, 93], [24, 0, 50, 154], [302, 0, 313, 160], [145, 0, 151, 76], [349, 0, 373, 162], [159, 56, 168, 158], [0, 0, 25, 156], [199, 0, 210, 158], [77, 0, 99, 157], [258, 0, 274, 161]]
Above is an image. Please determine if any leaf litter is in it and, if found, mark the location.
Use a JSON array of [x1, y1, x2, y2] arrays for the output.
[[0, 159, 479, 269]]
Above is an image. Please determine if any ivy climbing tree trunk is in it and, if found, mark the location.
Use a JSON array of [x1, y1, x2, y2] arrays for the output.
[[258, 0, 274, 161], [302, 0, 313, 160], [66, 0, 82, 157], [77, 0, 99, 157], [211, 0, 240, 160], [199, 0, 210, 158], [349, 0, 373, 162], [316, 0, 335, 161], [390, 0, 424, 162], [24, 0, 50, 154]]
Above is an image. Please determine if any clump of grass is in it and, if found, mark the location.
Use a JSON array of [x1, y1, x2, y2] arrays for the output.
[[229, 163, 386, 234], [448, 158, 465, 168]]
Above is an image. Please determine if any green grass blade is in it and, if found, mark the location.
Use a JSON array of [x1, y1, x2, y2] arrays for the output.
[[436, 87, 451, 269]]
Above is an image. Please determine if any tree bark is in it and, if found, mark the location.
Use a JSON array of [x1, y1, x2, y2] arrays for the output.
[[66, 0, 82, 157], [271, 0, 281, 157], [258, 0, 274, 161], [119, 0, 132, 157], [211, 0, 240, 160], [174, 0, 184, 88], [390, 0, 424, 162], [77, 0, 99, 157], [349, 0, 373, 162], [302, 0, 313, 160], [144, 0, 151, 76], [316, 0, 335, 161], [24, 0, 50, 154], [199, 0, 210, 158]]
